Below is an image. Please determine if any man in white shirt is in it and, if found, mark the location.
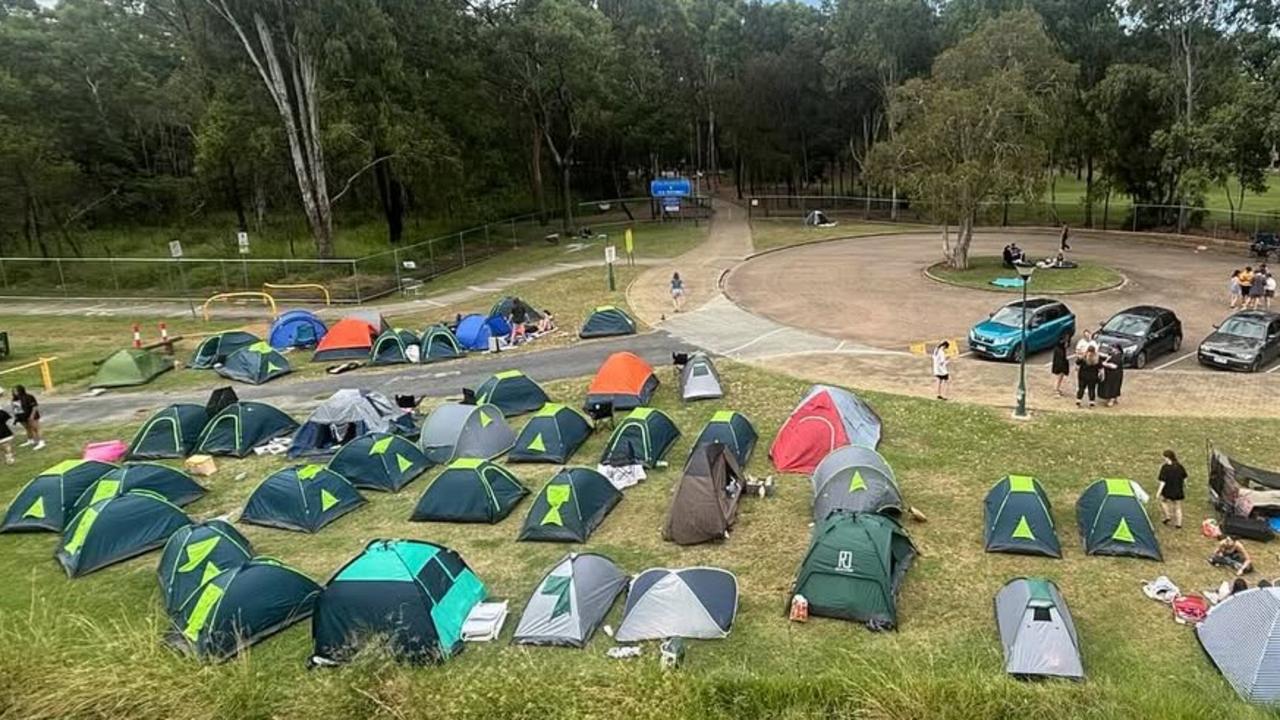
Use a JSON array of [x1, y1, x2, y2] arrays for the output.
[[933, 341, 951, 400]]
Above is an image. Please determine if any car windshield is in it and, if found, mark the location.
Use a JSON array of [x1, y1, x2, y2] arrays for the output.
[[990, 306, 1033, 327], [1219, 317, 1266, 340], [1102, 314, 1153, 337]]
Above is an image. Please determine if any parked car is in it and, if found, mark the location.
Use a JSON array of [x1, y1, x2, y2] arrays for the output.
[[968, 298, 1076, 361], [1197, 310, 1280, 372], [1094, 306, 1183, 369], [1250, 232, 1280, 261]]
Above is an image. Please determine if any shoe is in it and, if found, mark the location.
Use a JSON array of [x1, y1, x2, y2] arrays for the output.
[[1076, 401, 1082, 408], [33, 441, 46, 451], [19, 440, 33, 447], [1162, 518, 1170, 525], [1175, 525, 1182, 529], [1089, 402, 1096, 408]]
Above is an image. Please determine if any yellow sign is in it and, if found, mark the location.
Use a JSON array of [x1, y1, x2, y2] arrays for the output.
[[624, 227, 634, 255]]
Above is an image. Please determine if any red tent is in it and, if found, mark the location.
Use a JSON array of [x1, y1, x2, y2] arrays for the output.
[[312, 317, 381, 362], [770, 385, 881, 474]]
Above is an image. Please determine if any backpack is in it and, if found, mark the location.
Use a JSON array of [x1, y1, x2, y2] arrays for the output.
[[1172, 595, 1209, 625]]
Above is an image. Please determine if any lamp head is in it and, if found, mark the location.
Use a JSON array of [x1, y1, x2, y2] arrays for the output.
[[1014, 262, 1035, 279]]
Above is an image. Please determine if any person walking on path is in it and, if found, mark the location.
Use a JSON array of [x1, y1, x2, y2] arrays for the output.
[[1157, 449, 1187, 529], [1051, 333, 1071, 396], [670, 272, 685, 312], [1230, 270, 1242, 308], [1098, 346, 1124, 407], [1076, 349, 1102, 408], [1059, 225, 1071, 253], [12, 385, 42, 451], [932, 341, 951, 400]]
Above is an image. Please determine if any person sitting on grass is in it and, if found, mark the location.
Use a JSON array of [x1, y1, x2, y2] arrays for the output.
[[536, 310, 556, 335], [1210, 536, 1254, 576]]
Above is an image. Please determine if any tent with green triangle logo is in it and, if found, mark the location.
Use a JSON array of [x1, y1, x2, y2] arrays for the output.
[[1, 459, 117, 533], [240, 465, 366, 533], [512, 553, 628, 647], [509, 404, 593, 464], [518, 468, 622, 542], [418, 403, 515, 465], [74, 462, 207, 515], [1076, 478, 1162, 560], [410, 459, 528, 524], [56, 490, 192, 578], [810, 445, 903, 522], [474, 370, 550, 417], [157, 520, 253, 615], [215, 342, 292, 385], [327, 432, 431, 492], [984, 475, 1061, 558]]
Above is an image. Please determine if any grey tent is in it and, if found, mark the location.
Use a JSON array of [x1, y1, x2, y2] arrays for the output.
[[994, 577, 1084, 681], [1197, 587, 1280, 704], [419, 403, 515, 465], [512, 553, 628, 648], [810, 445, 903, 522], [679, 352, 724, 401], [615, 567, 738, 642], [289, 389, 412, 457]]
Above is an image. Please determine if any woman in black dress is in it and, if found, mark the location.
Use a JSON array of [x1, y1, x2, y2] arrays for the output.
[[1157, 449, 1187, 529], [1051, 334, 1070, 396], [1076, 350, 1101, 408], [1098, 345, 1124, 407]]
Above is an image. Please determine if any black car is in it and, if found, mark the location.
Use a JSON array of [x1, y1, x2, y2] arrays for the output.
[[1094, 306, 1183, 369], [1250, 232, 1280, 261], [1197, 311, 1280, 372]]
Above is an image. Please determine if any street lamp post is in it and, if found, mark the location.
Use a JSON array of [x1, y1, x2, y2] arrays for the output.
[[1014, 262, 1036, 419]]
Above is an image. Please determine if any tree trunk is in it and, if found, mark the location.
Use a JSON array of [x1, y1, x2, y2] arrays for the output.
[[373, 152, 405, 245], [1084, 154, 1094, 229], [943, 215, 974, 270], [530, 120, 547, 225], [559, 162, 573, 234], [226, 159, 248, 232]]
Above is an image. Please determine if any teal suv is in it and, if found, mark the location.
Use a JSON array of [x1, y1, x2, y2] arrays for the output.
[[968, 299, 1076, 361]]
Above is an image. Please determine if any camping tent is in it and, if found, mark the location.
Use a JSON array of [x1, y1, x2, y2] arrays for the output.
[[600, 407, 680, 468], [240, 465, 367, 533], [474, 370, 550, 416], [419, 403, 514, 465], [157, 520, 253, 615], [509, 403, 593, 464], [490, 296, 543, 323], [327, 432, 431, 492], [995, 577, 1084, 680], [168, 557, 320, 661], [804, 209, 836, 227], [985, 475, 1061, 558], [810, 445, 903, 522], [689, 411, 758, 467], [1198, 587, 1280, 704], [615, 567, 738, 641], [410, 459, 528, 523], [56, 490, 191, 578], [205, 386, 238, 418], [791, 512, 917, 629], [268, 310, 327, 350], [420, 324, 464, 363], [664, 443, 744, 545], [679, 353, 724, 401], [195, 401, 298, 457], [126, 403, 208, 459], [91, 348, 175, 389], [1076, 478, 1161, 560], [289, 389, 412, 458], [370, 328, 419, 366], [585, 352, 659, 410], [312, 316, 382, 362], [455, 313, 496, 351], [76, 462, 206, 512], [311, 539, 487, 665], [518, 468, 622, 542], [770, 385, 882, 473], [512, 553, 628, 647], [215, 342, 292, 385], [1, 459, 117, 533], [579, 306, 636, 339], [188, 331, 259, 369]]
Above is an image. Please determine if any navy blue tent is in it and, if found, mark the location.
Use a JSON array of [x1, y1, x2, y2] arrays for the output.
[[455, 314, 492, 351], [268, 310, 327, 350]]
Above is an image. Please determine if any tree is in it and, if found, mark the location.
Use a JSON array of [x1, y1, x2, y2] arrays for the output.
[[1202, 80, 1275, 228]]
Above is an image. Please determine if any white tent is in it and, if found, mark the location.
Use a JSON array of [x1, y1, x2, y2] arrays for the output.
[[615, 567, 737, 641]]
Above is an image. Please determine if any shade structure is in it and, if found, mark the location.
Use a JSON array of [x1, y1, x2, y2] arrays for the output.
[[455, 313, 496, 351], [370, 328, 419, 366], [126, 403, 208, 459], [418, 403, 514, 465], [689, 411, 758, 467], [584, 352, 658, 411], [810, 445, 903, 522], [509, 403, 593, 464], [312, 316, 383, 361], [240, 465, 367, 533], [1197, 587, 1280, 705], [91, 348, 174, 389], [579, 306, 636, 339], [311, 539, 487, 665], [327, 432, 431, 492], [513, 553, 627, 647], [420, 324, 464, 363], [679, 352, 724, 401], [474, 370, 550, 417], [518, 468, 622, 543], [215, 342, 292, 385], [168, 557, 320, 661], [268, 310, 327, 350], [664, 443, 744, 545], [984, 475, 1061, 558], [157, 520, 253, 615], [599, 407, 680, 468], [289, 389, 413, 458], [1076, 478, 1161, 560], [410, 459, 528, 523], [188, 331, 259, 369], [995, 577, 1084, 680], [1, 459, 117, 533], [195, 401, 298, 458], [770, 385, 882, 473], [75, 462, 206, 513], [615, 567, 738, 642], [56, 490, 191, 578], [791, 512, 917, 629]]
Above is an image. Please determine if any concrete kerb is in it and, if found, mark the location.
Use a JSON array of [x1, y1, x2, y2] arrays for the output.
[[920, 263, 1130, 296]]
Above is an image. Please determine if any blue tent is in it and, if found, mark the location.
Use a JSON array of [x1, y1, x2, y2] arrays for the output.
[[268, 310, 327, 351], [455, 314, 492, 351]]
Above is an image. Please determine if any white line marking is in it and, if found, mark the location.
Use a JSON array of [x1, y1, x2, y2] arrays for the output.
[[835, 340, 846, 352], [1152, 352, 1194, 371], [723, 327, 789, 356], [555, 262, 580, 269], [467, 285, 501, 293], [498, 276, 521, 282], [1266, 362, 1280, 374], [420, 298, 446, 307], [957, 351, 974, 359], [431, 370, 461, 379]]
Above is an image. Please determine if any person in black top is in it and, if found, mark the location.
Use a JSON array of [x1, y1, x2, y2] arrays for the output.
[[1157, 449, 1187, 529], [1051, 334, 1070, 396], [11, 385, 42, 451], [1076, 350, 1102, 408], [0, 395, 13, 464], [1098, 345, 1124, 407]]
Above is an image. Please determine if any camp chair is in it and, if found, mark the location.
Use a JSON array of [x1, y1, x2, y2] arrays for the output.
[[584, 400, 615, 430]]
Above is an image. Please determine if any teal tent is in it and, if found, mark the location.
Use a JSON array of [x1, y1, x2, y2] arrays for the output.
[[509, 403, 593, 464], [126, 404, 208, 459], [600, 407, 680, 467], [327, 432, 432, 492], [188, 331, 260, 369], [56, 490, 191, 577], [196, 401, 298, 457], [157, 520, 253, 615], [420, 324, 464, 363], [518, 468, 622, 543], [75, 463, 206, 513], [215, 342, 292, 385], [474, 370, 550, 417], [371, 328, 419, 366], [410, 459, 528, 523], [984, 475, 1061, 558], [689, 411, 758, 467], [1076, 478, 1162, 560], [579, 306, 636, 338], [1, 460, 117, 533], [241, 465, 367, 533]]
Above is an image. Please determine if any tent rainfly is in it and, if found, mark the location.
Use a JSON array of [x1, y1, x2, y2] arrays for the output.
[[157, 519, 254, 616], [663, 443, 744, 545], [420, 324, 465, 363], [984, 475, 1061, 558], [188, 331, 259, 369], [215, 342, 292, 385], [269, 309, 327, 350], [75, 462, 206, 512], [994, 577, 1084, 681], [1076, 478, 1161, 560], [312, 316, 383, 362], [195, 401, 298, 458], [1, 459, 117, 533], [599, 407, 680, 468], [791, 512, 917, 630], [584, 352, 659, 410], [370, 328, 419, 366], [1197, 587, 1280, 705], [512, 553, 628, 648], [518, 467, 622, 543], [410, 459, 528, 524], [770, 385, 882, 473], [689, 411, 758, 467], [327, 432, 431, 492], [508, 403, 593, 464], [56, 490, 191, 578], [419, 403, 515, 465], [579, 306, 637, 339], [126, 404, 208, 459], [240, 465, 367, 533], [679, 352, 724, 401], [810, 445, 903, 522], [615, 567, 739, 642], [289, 389, 413, 458], [474, 370, 550, 417], [91, 348, 175, 389]]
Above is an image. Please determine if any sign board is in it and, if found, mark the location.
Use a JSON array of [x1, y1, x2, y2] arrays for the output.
[[650, 178, 692, 198], [662, 198, 681, 214], [168, 240, 183, 259], [604, 245, 617, 264], [750, 198, 759, 207], [237, 231, 250, 255]]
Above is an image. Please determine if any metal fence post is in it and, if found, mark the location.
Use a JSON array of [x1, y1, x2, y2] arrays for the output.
[[110, 258, 120, 293], [55, 258, 67, 297], [392, 248, 403, 295], [219, 260, 229, 292], [428, 236, 436, 276], [459, 231, 466, 267], [511, 219, 517, 248], [352, 260, 362, 304], [484, 223, 490, 255], [0, 258, 7, 289], [1132, 205, 1139, 233]]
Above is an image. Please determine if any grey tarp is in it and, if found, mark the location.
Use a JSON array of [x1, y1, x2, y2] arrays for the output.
[[419, 403, 514, 465], [289, 389, 408, 457], [811, 445, 903, 521], [615, 567, 738, 642], [679, 353, 724, 401], [512, 553, 627, 648], [995, 577, 1084, 680], [1197, 587, 1280, 704]]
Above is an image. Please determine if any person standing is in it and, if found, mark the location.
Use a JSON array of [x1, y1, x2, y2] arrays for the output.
[[1249, 265, 1268, 310], [1076, 349, 1102, 408], [1240, 266, 1255, 309], [1059, 225, 1071, 253], [1051, 333, 1071, 396], [1074, 329, 1097, 357], [1098, 345, 1124, 407], [1267, 272, 1277, 310], [1230, 270, 1242, 309], [0, 392, 14, 464], [932, 340, 951, 400], [1157, 449, 1187, 529], [670, 272, 685, 312], [12, 385, 42, 451]]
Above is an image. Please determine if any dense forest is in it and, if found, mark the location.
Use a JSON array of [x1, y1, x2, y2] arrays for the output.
[[0, 0, 1278, 260]]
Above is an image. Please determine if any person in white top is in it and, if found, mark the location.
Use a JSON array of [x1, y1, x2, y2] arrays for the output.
[[1074, 329, 1098, 357], [932, 340, 951, 400], [1267, 273, 1277, 310]]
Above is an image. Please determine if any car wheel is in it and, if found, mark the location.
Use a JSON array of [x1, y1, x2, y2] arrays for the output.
[[1172, 334, 1182, 352], [1012, 344, 1024, 363], [1250, 358, 1262, 373], [1134, 351, 1147, 370]]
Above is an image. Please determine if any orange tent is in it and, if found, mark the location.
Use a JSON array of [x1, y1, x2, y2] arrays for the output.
[[312, 317, 382, 361], [585, 352, 659, 410]]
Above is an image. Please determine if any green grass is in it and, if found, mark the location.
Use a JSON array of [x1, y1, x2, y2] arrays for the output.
[[928, 255, 1124, 294], [750, 219, 929, 252], [0, 360, 1277, 718]]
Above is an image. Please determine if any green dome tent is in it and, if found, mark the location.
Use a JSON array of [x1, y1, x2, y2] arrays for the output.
[[327, 432, 431, 492], [419, 324, 464, 363], [91, 348, 175, 389], [241, 465, 367, 533], [370, 328, 419, 366], [984, 475, 1061, 558], [56, 490, 191, 578], [689, 411, 758, 467], [157, 520, 253, 615], [126, 404, 208, 459], [215, 342, 292, 385], [168, 557, 320, 661], [509, 403, 593, 464], [1, 459, 117, 533], [75, 462, 206, 513], [195, 401, 298, 457], [513, 553, 627, 648], [579, 306, 636, 338], [474, 370, 550, 417], [1076, 478, 1161, 560], [419, 403, 515, 465], [311, 539, 487, 665], [791, 512, 917, 630], [410, 459, 528, 523], [188, 331, 259, 369], [518, 468, 622, 543], [599, 407, 680, 468]]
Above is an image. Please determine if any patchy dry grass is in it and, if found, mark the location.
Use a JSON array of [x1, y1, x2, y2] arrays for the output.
[[750, 219, 929, 252], [928, 255, 1124, 294]]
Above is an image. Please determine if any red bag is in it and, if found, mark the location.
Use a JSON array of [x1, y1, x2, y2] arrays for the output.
[[1172, 595, 1209, 625]]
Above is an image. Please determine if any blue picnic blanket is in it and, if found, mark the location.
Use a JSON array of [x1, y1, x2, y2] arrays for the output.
[[991, 277, 1026, 288]]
